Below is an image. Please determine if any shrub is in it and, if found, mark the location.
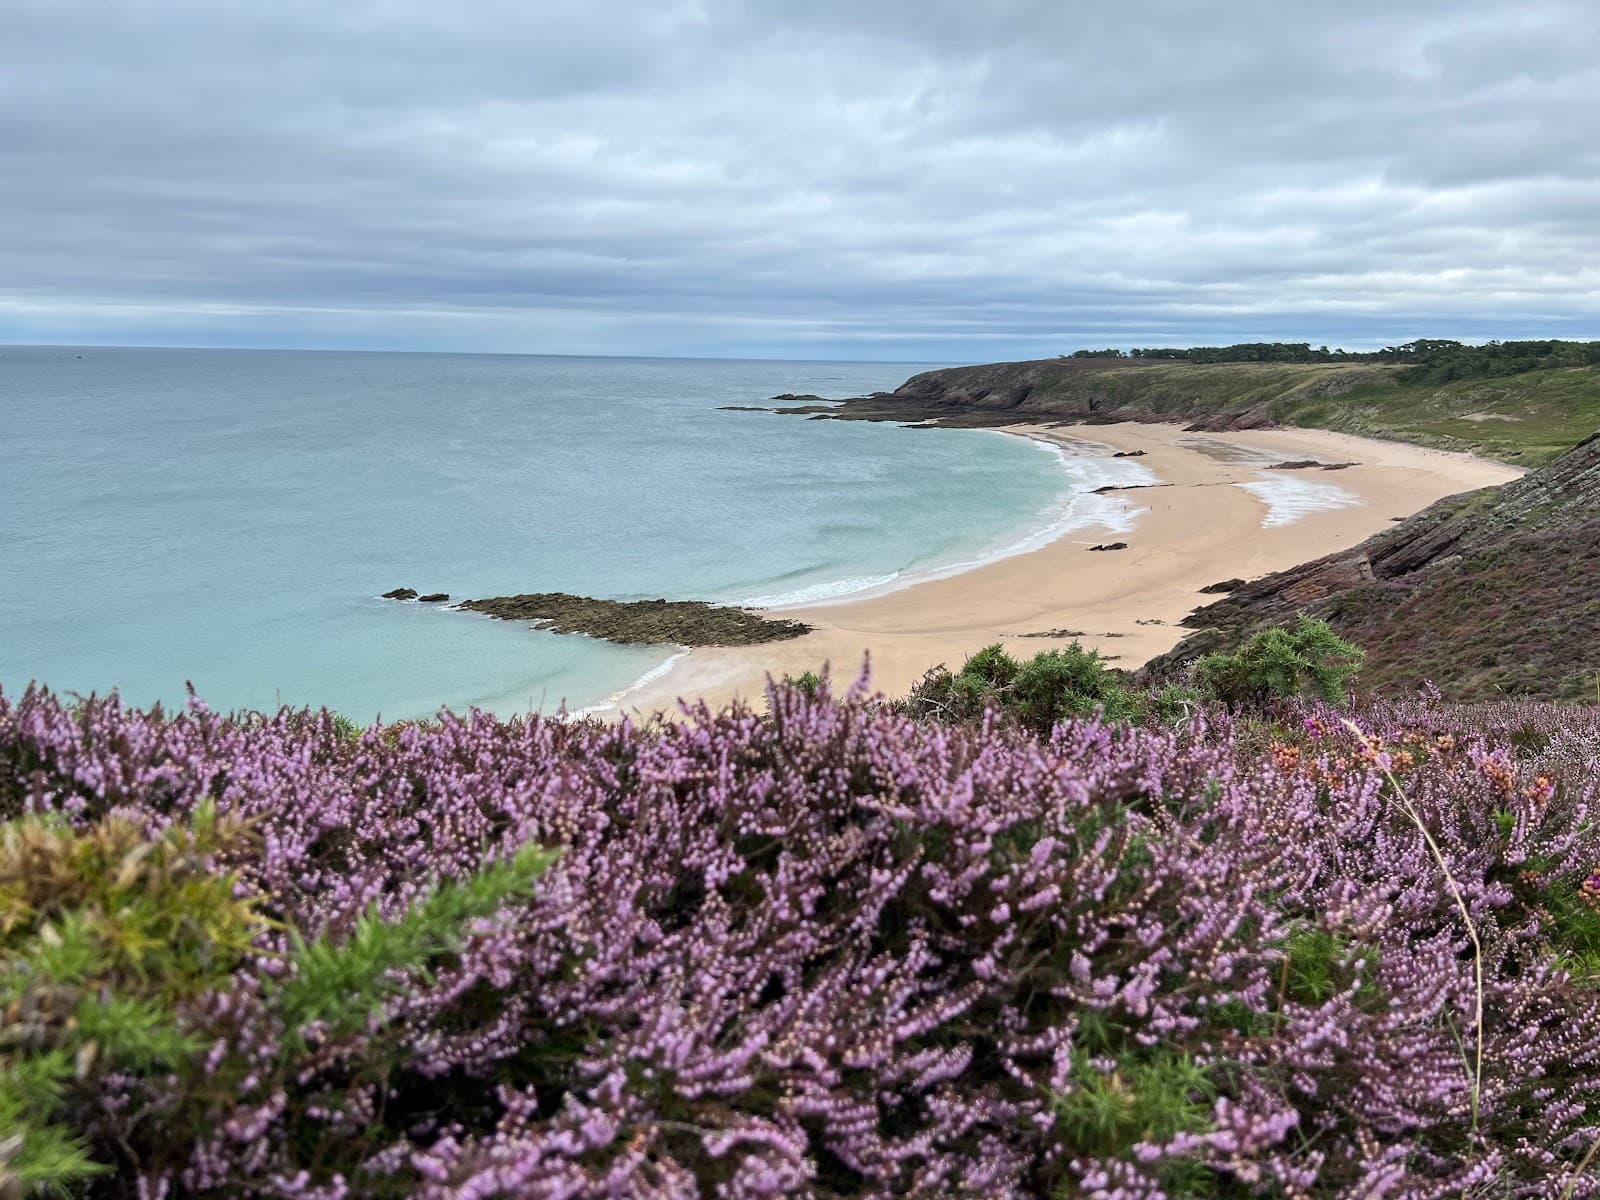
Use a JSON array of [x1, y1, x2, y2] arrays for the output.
[[3, 682, 1600, 1196], [0, 805, 265, 1195], [958, 642, 1022, 689], [1193, 614, 1365, 709], [0, 795, 553, 1198], [330, 713, 364, 741], [904, 641, 1141, 732], [783, 669, 825, 697], [1011, 644, 1143, 729], [1150, 682, 1204, 725]]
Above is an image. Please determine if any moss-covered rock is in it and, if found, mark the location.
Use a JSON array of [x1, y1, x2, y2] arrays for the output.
[[456, 592, 811, 647]]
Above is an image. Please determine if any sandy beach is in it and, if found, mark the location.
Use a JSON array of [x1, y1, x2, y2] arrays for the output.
[[612, 422, 1523, 716]]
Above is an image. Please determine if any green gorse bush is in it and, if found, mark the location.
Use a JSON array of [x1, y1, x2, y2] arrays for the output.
[[1193, 614, 1364, 709], [0, 804, 553, 1197]]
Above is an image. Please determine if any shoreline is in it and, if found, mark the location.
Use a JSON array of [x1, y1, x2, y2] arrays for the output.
[[740, 428, 1157, 613], [592, 421, 1524, 717]]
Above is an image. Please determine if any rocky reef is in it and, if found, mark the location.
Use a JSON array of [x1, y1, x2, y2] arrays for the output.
[[453, 593, 811, 647]]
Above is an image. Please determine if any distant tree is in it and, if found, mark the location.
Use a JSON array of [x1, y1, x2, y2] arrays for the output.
[[1063, 338, 1600, 381]]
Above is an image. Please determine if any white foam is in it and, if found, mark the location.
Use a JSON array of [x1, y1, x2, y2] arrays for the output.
[[1237, 475, 1359, 528], [566, 649, 690, 718], [734, 572, 903, 609], [737, 431, 1158, 611]]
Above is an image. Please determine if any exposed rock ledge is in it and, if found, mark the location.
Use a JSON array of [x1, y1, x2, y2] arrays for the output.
[[453, 593, 812, 647]]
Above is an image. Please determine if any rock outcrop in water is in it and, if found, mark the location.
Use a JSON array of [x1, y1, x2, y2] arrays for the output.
[[455, 593, 812, 647], [1145, 432, 1600, 700]]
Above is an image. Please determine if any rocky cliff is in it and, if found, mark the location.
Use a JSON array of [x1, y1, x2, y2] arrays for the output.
[[769, 358, 1392, 431]]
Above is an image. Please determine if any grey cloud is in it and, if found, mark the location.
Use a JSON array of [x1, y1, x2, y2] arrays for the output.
[[2, 0, 1598, 358]]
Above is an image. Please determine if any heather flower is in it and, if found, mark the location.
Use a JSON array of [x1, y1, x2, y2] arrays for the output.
[[3, 681, 1600, 1197]]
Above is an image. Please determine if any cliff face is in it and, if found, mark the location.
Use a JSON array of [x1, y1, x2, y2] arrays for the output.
[[1147, 433, 1600, 701]]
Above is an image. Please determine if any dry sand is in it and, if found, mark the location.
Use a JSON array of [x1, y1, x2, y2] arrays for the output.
[[608, 423, 1523, 716]]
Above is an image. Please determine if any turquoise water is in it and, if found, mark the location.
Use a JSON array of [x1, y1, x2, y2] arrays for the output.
[[0, 347, 1086, 719]]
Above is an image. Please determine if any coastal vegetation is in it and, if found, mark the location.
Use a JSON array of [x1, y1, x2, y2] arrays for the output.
[[904, 617, 1359, 734], [6, 679, 1600, 1197], [1191, 616, 1363, 710], [780, 339, 1600, 465], [9, 342, 1600, 1197], [903, 640, 1144, 730], [1072, 337, 1600, 378]]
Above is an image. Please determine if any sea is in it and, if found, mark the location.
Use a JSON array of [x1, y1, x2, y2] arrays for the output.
[[0, 346, 1145, 720]]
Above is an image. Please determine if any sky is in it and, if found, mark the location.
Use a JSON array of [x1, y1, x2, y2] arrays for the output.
[[4, 0, 1599, 361]]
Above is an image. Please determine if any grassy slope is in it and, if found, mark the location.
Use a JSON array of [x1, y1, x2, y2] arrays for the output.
[[901, 359, 1600, 465], [1279, 365, 1600, 466]]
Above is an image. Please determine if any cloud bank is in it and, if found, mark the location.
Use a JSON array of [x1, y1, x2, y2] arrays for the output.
[[4, 0, 1598, 358]]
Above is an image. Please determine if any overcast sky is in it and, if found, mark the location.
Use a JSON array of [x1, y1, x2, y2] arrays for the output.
[[4, 0, 1599, 360]]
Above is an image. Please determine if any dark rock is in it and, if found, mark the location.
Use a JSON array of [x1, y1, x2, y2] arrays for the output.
[[1198, 578, 1246, 594], [1267, 459, 1358, 470], [749, 358, 1294, 431], [1112, 450, 1147, 458], [1088, 542, 1128, 552], [1183, 411, 1276, 432], [747, 356, 1400, 438], [416, 593, 450, 603], [455, 592, 811, 647], [382, 588, 418, 600]]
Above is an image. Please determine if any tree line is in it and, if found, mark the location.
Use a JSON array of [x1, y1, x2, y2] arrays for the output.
[[1064, 338, 1600, 381]]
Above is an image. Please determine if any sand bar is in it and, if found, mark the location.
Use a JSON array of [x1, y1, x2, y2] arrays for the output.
[[610, 422, 1523, 716]]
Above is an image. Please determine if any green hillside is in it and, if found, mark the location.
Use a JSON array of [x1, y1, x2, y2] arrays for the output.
[[798, 346, 1600, 466], [1273, 364, 1600, 465]]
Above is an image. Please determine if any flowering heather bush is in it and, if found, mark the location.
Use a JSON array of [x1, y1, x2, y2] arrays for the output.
[[3, 678, 1600, 1198]]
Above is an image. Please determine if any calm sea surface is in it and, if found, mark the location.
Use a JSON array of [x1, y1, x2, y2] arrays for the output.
[[1, 347, 1092, 719]]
